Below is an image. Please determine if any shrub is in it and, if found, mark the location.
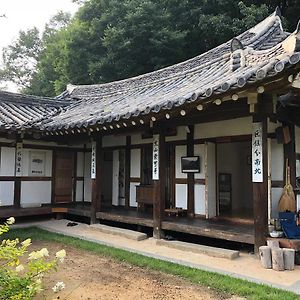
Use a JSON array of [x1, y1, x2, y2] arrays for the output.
[[0, 217, 66, 300]]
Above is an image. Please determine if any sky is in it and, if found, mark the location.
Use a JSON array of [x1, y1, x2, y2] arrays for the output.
[[0, 0, 79, 91]]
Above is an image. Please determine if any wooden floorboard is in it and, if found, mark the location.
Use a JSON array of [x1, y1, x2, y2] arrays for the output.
[[0, 207, 52, 218], [97, 209, 153, 227], [162, 218, 254, 244]]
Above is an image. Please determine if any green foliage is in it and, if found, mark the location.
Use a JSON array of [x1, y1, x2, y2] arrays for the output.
[[0, 218, 66, 300], [1, 1, 300, 96], [9, 227, 300, 300]]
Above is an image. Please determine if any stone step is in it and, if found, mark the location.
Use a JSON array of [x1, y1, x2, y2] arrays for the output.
[[156, 239, 239, 260], [90, 224, 148, 241]]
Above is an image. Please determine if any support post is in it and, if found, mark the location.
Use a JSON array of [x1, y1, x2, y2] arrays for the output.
[[153, 131, 166, 239], [14, 139, 22, 208], [91, 136, 102, 224], [252, 114, 268, 253], [187, 125, 195, 216], [125, 136, 131, 208]]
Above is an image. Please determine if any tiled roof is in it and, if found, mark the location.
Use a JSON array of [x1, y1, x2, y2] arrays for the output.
[[0, 10, 299, 133], [38, 11, 300, 132], [0, 91, 69, 130]]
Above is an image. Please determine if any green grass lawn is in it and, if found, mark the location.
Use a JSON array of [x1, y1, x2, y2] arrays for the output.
[[6, 227, 300, 300]]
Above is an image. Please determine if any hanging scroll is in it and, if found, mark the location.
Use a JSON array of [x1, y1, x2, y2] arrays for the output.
[[91, 141, 96, 179], [15, 143, 23, 177], [152, 135, 159, 180], [252, 123, 263, 183]]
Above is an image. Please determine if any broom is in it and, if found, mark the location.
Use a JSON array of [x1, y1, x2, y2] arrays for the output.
[[278, 159, 296, 212]]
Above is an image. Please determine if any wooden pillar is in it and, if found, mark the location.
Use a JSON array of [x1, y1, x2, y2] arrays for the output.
[[91, 136, 102, 224], [153, 132, 166, 239], [14, 140, 22, 208], [72, 151, 77, 203], [187, 125, 195, 216], [51, 150, 56, 204], [125, 136, 131, 208], [252, 115, 268, 253]]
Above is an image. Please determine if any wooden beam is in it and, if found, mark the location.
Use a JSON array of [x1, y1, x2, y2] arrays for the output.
[[187, 125, 195, 216], [125, 136, 131, 208], [153, 132, 166, 239], [91, 137, 102, 224], [51, 150, 56, 205], [72, 151, 77, 203], [252, 113, 269, 253]]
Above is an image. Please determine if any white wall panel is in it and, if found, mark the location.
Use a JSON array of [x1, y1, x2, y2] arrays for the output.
[[0, 182, 14, 206], [175, 145, 187, 179], [21, 181, 51, 206], [271, 140, 284, 181], [130, 149, 141, 178], [206, 143, 217, 218], [77, 152, 84, 177], [103, 135, 126, 147], [112, 150, 119, 206], [194, 144, 206, 179], [296, 126, 300, 153], [130, 182, 139, 207], [271, 187, 283, 219], [0, 147, 15, 176], [131, 134, 153, 145], [194, 184, 205, 215], [76, 181, 83, 202], [166, 126, 187, 142], [175, 184, 187, 209], [195, 117, 252, 139], [21, 149, 52, 176]]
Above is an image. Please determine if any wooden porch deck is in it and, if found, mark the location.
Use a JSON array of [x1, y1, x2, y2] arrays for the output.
[[96, 207, 254, 244]]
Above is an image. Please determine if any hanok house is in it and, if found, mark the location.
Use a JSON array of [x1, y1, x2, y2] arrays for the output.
[[0, 10, 299, 251]]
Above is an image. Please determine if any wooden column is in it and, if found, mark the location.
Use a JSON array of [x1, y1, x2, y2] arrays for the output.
[[253, 115, 268, 253], [51, 150, 56, 204], [72, 151, 77, 202], [14, 139, 22, 208], [91, 136, 102, 224], [187, 125, 195, 216], [153, 131, 166, 239], [125, 136, 131, 208]]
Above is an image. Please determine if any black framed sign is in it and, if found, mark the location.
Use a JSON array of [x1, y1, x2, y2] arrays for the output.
[[181, 156, 200, 173]]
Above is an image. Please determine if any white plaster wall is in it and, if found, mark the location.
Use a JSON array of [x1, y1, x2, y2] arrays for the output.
[[130, 149, 141, 178], [194, 144, 206, 179], [21, 181, 51, 206], [296, 126, 300, 153], [130, 182, 139, 207], [206, 143, 217, 218], [195, 117, 252, 139], [131, 134, 153, 145], [166, 126, 187, 142], [175, 145, 187, 179], [0, 182, 14, 206], [76, 181, 83, 202], [84, 152, 92, 202], [0, 147, 15, 176], [77, 152, 84, 177], [298, 194, 300, 212], [271, 140, 284, 181], [103, 135, 126, 147], [175, 184, 187, 209], [21, 149, 52, 176], [194, 184, 205, 215], [271, 187, 283, 219], [268, 120, 280, 134]]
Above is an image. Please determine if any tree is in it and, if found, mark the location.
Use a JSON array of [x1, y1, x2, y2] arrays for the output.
[[1, 27, 42, 89]]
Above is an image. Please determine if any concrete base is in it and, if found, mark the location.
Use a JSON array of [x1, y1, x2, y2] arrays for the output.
[[156, 239, 239, 260], [90, 224, 148, 241]]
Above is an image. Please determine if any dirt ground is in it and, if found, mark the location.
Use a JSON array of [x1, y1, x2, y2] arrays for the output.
[[31, 241, 238, 300]]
